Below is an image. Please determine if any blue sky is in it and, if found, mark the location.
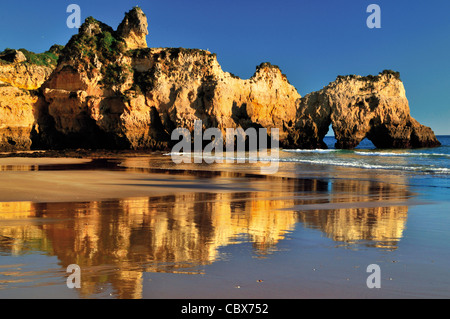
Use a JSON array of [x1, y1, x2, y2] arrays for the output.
[[1, 0, 449, 134]]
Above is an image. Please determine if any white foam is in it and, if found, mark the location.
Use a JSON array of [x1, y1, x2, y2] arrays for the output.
[[280, 158, 450, 174], [354, 151, 450, 158], [164, 151, 450, 175], [283, 149, 340, 154]]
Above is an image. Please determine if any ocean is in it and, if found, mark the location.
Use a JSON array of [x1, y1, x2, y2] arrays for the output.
[[281, 135, 450, 176], [278, 135, 450, 193], [189, 135, 450, 190]]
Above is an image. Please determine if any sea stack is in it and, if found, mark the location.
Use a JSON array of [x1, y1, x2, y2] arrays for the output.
[[289, 71, 441, 149]]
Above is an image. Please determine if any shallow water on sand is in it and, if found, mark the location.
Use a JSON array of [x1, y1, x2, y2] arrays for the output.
[[0, 153, 449, 299]]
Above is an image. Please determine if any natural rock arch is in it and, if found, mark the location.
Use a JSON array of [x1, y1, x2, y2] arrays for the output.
[[291, 71, 441, 149]]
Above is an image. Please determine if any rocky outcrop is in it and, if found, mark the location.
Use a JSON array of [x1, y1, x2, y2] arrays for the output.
[[0, 85, 40, 151], [0, 7, 441, 151], [0, 49, 27, 63], [290, 71, 441, 149], [117, 7, 149, 50], [0, 62, 54, 90], [127, 52, 299, 148], [38, 9, 300, 150], [0, 47, 59, 151], [41, 45, 299, 149]]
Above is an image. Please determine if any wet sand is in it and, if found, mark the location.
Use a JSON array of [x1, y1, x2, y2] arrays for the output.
[[0, 158, 257, 203], [0, 154, 449, 299]]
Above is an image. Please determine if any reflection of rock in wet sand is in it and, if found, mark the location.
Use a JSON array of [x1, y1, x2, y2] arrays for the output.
[[0, 190, 298, 298], [296, 179, 410, 249], [0, 202, 49, 256], [0, 172, 412, 298], [297, 206, 408, 249]]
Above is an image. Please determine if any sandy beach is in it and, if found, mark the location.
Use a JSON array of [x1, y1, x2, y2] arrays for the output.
[[1, 151, 449, 299], [0, 157, 260, 203]]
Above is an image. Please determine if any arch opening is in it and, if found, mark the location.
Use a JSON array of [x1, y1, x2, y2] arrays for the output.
[[323, 124, 336, 149], [322, 125, 376, 150], [355, 137, 376, 150]]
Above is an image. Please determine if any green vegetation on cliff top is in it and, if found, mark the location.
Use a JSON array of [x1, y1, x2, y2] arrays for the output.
[[0, 45, 63, 67], [61, 17, 129, 88]]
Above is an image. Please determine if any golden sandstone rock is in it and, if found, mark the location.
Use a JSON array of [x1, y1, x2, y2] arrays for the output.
[[0, 7, 441, 151], [0, 47, 59, 150], [291, 72, 441, 149], [116, 7, 149, 50]]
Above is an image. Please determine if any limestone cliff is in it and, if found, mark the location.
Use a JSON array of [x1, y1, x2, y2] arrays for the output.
[[0, 85, 39, 151], [0, 59, 54, 91], [0, 7, 441, 151], [290, 71, 441, 149], [0, 47, 60, 150], [39, 7, 300, 150]]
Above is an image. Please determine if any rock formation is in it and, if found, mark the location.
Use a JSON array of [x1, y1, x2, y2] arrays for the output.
[[117, 7, 149, 50], [289, 71, 441, 149], [0, 49, 27, 64], [0, 85, 40, 151], [0, 47, 59, 150], [0, 7, 441, 151], [38, 7, 299, 150]]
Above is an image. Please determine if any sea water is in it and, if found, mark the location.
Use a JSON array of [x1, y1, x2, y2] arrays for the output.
[[282, 136, 450, 176]]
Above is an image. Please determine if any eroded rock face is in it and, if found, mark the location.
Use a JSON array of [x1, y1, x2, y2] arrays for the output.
[[0, 50, 27, 63], [0, 49, 57, 150], [290, 71, 441, 149], [35, 7, 300, 150], [132, 51, 299, 147], [0, 84, 43, 151], [42, 42, 300, 149], [117, 7, 149, 50], [0, 61, 54, 90]]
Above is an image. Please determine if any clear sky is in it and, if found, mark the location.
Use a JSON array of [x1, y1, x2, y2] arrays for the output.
[[1, 0, 449, 135]]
